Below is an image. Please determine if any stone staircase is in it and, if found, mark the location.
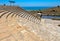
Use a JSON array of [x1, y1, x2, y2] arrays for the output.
[[0, 6, 43, 41]]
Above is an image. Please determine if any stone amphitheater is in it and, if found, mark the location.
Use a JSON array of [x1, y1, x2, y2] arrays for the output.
[[0, 6, 60, 41]]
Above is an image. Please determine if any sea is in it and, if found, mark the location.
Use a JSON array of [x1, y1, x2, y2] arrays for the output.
[[22, 7, 52, 11]]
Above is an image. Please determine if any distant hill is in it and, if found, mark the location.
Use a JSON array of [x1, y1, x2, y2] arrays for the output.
[[40, 6, 60, 16], [29, 6, 60, 16]]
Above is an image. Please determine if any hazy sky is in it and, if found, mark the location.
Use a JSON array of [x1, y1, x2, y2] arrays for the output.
[[0, 0, 60, 7]]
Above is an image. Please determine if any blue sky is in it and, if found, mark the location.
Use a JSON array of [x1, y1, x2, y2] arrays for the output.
[[0, 0, 60, 7]]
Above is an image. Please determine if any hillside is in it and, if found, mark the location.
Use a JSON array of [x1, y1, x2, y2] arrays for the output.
[[40, 6, 60, 16]]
